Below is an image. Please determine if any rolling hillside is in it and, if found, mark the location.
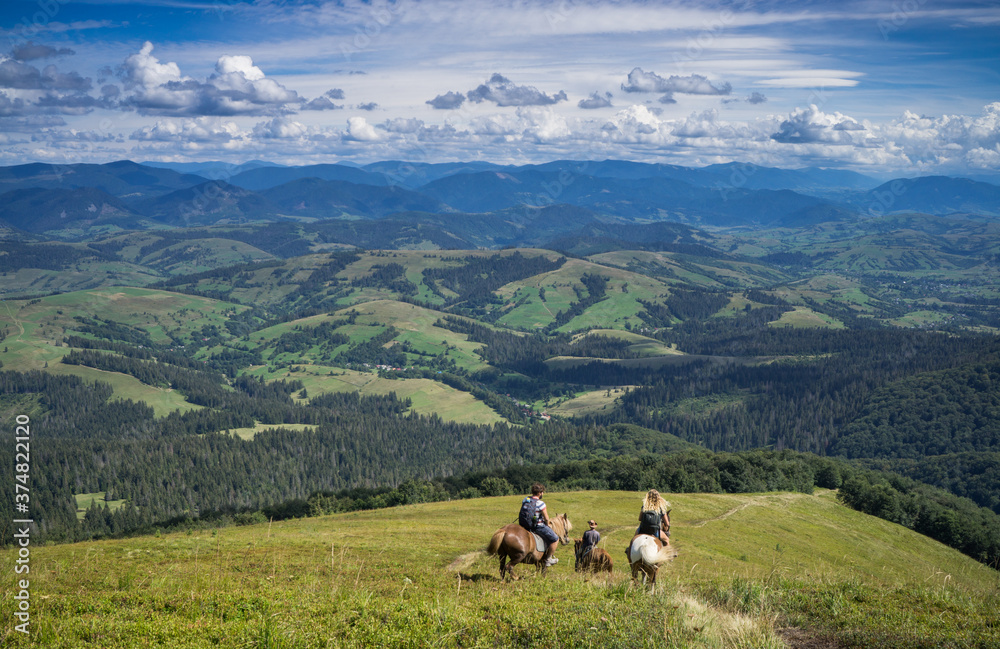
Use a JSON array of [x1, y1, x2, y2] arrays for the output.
[[1, 490, 996, 648]]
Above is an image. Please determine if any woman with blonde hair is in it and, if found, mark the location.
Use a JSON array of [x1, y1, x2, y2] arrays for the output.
[[636, 489, 671, 545]]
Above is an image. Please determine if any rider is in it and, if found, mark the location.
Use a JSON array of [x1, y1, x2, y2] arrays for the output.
[[519, 483, 559, 566], [636, 489, 671, 545], [580, 519, 600, 556]]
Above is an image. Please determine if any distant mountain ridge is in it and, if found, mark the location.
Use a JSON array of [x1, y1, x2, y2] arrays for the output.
[[1, 159, 999, 238]]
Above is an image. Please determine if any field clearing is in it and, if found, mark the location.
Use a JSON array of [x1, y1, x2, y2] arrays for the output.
[[769, 307, 845, 329], [545, 353, 761, 372], [547, 387, 633, 417], [142, 238, 274, 273], [227, 422, 317, 440], [73, 492, 127, 520], [0, 333, 200, 416], [659, 393, 749, 419], [2, 490, 996, 648], [891, 310, 958, 328], [495, 258, 671, 331], [2, 287, 244, 345], [332, 300, 491, 371], [264, 366, 505, 425], [576, 328, 682, 356]]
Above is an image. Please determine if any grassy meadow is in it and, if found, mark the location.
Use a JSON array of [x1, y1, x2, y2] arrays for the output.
[[2, 490, 998, 648]]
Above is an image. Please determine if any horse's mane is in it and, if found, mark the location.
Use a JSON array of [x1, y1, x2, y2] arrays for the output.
[[551, 513, 572, 536]]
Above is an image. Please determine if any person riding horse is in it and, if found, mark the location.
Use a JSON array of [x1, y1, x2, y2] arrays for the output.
[[636, 489, 670, 545], [580, 519, 600, 556], [518, 483, 559, 567]]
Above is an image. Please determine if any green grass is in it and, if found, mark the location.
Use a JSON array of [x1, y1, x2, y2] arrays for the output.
[[547, 387, 633, 417], [0, 288, 237, 415], [258, 366, 506, 426], [73, 492, 128, 520], [768, 307, 845, 329], [2, 490, 996, 648]]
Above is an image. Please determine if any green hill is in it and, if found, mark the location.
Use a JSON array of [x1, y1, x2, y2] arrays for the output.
[[2, 490, 996, 648]]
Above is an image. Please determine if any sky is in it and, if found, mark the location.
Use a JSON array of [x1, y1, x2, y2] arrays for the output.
[[0, 0, 998, 176]]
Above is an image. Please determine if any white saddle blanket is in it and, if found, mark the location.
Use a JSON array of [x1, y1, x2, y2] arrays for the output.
[[533, 533, 545, 553]]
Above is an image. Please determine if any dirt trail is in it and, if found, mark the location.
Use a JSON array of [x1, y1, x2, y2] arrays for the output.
[[2, 299, 25, 341], [688, 493, 799, 528]]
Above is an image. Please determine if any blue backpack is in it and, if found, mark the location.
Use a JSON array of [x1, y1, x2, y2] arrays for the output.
[[518, 497, 538, 530]]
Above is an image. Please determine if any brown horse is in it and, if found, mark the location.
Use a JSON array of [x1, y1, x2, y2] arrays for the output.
[[574, 539, 613, 573], [627, 509, 675, 591], [485, 513, 572, 580]]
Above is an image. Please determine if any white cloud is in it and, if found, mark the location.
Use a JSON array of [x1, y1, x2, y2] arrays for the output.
[[122, 42, 183, 89], [120, 42, 302, 116], [131, 117, 246, 143], [345, 116, 382, 141]]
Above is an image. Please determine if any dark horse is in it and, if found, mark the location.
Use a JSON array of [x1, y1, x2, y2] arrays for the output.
[[574, 539, 613, 574], [627, 509, 675, 591], [485, 513, 572, 580]]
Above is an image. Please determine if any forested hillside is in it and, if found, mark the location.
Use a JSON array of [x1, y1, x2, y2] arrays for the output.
[[3, 160, 1000, 574]]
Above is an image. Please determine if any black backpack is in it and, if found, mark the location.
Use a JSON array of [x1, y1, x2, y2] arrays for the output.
[[518, 498, 537, 530], [639, 510, 661, 535]]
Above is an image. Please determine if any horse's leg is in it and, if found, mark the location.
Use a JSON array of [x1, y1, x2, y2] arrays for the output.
[[499, 551, 508, 580], [506, 551, 527, 580]]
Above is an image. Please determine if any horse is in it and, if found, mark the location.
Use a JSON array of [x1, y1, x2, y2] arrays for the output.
[[485, 513, 572, 580], [627, 509, 675, 591], [574, 539, 613, 574]]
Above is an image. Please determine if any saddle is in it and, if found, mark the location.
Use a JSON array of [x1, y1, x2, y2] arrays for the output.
[[532, 533, 546, 553]]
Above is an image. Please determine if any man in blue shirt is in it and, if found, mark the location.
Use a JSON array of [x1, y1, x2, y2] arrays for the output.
[[580, 519, 600, 556], [518, 483, 559, 566]]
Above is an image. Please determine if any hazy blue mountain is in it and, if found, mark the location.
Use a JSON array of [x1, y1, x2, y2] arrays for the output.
[[858, 176, 1000, 215], [543, 220, 720, 256], [140, 160, 282, 180], [0, 160, 207, 201], [0, 186, 145, 233], [133, 180, 280, 225], [260, 177, 452, 218], [229, 163, 392, 190], [359, 160, 506, 187], [415, 167, 848, 226], [383, 203, 603, 248]]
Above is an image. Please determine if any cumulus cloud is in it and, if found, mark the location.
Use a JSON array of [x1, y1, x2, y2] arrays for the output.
[[11, 42, 75, 61], [120, 42, 302, 117], [381, 117, 424, 133], [467, 73, 567, 107], [771, 105, 867, 145], [345, 116, 381, 141], [130, 117, 245, 143], [621, 68, 732, 97], [303, 89, 345, 111], [723, 91, 768, 106], [0, 60, 92, 91], [253, 116, 309, 139], [121, 42, 183, 88], [578, 91, 613, 109], [426, 91, 465, 110], [357, 102, 378, 111]]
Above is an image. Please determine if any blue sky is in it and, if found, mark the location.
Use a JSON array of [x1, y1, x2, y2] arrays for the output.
[[1, 0, 998, 175]]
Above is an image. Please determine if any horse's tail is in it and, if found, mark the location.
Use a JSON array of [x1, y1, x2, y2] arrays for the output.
[[630, 536, 673, 566], [486, 528, 505, 556]]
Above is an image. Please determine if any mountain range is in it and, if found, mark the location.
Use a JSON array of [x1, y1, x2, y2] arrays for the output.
[[2, 159, 999, 240]]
